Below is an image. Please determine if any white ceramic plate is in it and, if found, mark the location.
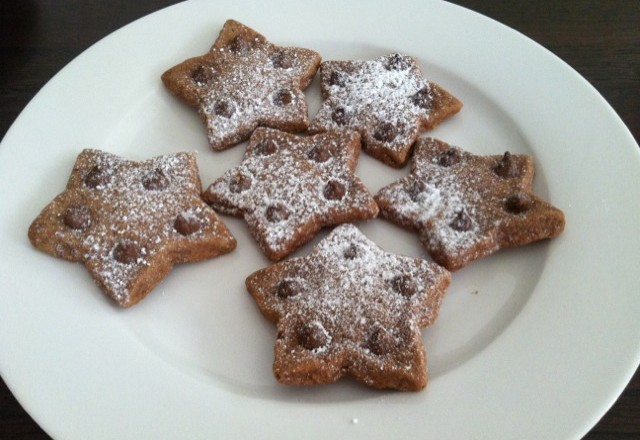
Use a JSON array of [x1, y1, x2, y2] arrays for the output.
[[1, 1, 639, 438]]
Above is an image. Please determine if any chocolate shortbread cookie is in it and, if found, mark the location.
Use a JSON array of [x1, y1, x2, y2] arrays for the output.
[[308, 54, 462, 167], [246, 224, 450, 391], [162, 19, 321, 151], [28, 149, 236, 307], [202, 127, 378, 261], [375, 138, 565, 270]]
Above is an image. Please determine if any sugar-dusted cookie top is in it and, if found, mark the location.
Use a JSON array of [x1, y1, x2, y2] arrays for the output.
[[375, 138, 565, 270], [202, 127, 378, 261], [162, 19, 321, 151], [308, 54, 462, 167], [28, 149, 236, 307], [246, 224, 450, 391]]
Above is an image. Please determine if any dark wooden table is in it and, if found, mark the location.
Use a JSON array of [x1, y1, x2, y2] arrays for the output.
[[1, 1, 638, 438]]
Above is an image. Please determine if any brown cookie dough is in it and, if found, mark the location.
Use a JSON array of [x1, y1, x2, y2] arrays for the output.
[[202, 127, 378, 261], [308, 54, 462, 167], [162, 19, 321, 151], [246, 224, 450, 391], [28, 149, 236, 307], [375, 138, 565, 270]]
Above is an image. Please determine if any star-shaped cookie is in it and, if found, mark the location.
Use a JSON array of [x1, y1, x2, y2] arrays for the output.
[[202, 127, 379, 261], [375, 138, 565, 271], [308, 53, 462, 167], [246, 224, 450, 391], [28, 149, 236, 307], [161, 19, 321, 151]]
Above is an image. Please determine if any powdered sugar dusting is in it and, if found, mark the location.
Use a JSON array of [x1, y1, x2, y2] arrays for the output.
[[275, 225, 442, 321], [29, 149, 235, 306], [379, 174, 482, 256], [200, 46, 312, 149], [204, 128, 378, 260], [310, 54, 435, 152], [374, 137, 565, 270], [375, 143, 489, 256], [287, 225, 438, 331], [162, 19, 321, 151], [247, 224, 450, 389]]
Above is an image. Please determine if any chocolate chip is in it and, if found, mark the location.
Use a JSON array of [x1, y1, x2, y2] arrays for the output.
[[84, 165, 111, 189], [329, 71, 347, 87], [276, 279, 299, 298], [405, 179, 426, 202], [191, 65, 212, 85], [493, 151, 520, 178], [227, 35, 252, 54], [450, 210, 472, 231], [112, 241, 141, 264], [504, 192, 534, 214], [385, 53, 411, 71], [323, 180, 346, 201], [437, 148, 461, 167], [297, 322, 330, 351], [411, 87, 432, 110], [331, 107, 349, 126], [254, 140, 277, 156], [271, 50, 293, 69], [174, 213, 200, 236], [265, 203, 290, 223], [62, 205, 92, 230], [343, 243, 358, 259], [307, 144, 333, 163], [228, 172, 252, 193], [368, 327, 396, 355], [142, 168, 170, 190], [273, 89, 293, 106], [373, 122, 398, 143], [213, 100, 235, 118], [391, 274, 416, 298]]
